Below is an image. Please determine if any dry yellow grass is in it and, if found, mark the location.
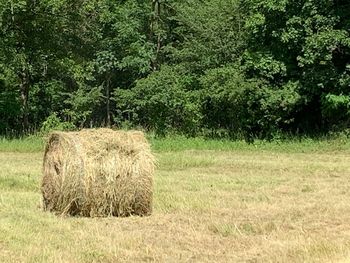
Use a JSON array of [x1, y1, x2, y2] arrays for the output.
[[1, 146, 350, 262]]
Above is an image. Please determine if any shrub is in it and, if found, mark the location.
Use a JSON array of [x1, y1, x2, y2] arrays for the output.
[[40, 113, 76, 134], [115, 66, 202, 136]]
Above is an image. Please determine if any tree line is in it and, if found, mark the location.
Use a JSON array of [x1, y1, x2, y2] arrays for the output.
[[0, 0, 349, 139]]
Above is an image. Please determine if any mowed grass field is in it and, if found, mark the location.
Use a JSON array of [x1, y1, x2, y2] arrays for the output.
[[1, 137, 350, 262]]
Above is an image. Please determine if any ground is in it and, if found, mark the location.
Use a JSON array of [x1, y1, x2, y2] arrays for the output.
[[1, 138, 350, 262]]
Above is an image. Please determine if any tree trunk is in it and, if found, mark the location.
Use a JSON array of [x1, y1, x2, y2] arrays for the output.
[[155, 0, 161, 63], [151, 0, 161, 71], [106, 74, 111, 128], [19, 68, 30, 131]]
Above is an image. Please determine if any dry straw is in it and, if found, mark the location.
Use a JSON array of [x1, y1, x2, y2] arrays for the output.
[[42, 128, 155, 217]]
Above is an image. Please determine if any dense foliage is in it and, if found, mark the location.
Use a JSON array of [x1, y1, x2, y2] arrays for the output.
[[0, 0, 349, 138]]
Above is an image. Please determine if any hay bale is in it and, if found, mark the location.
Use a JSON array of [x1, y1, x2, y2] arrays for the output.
[[42, 128, 155, 217]]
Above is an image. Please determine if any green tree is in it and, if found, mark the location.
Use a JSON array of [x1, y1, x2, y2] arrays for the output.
[[164, 0, 246, 72], [0, 0, 96, 130], [94, 0, 153, 127], [116, 65, 201, 135], [242, 0, 350, 132]]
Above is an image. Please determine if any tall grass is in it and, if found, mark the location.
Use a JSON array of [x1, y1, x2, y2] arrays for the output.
[[149, 135, 350, 153], [1, 133, 350, 153], [0, 136, 45, 152]]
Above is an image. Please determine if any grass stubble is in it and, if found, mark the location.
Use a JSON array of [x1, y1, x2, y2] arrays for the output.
[[0, 138, 350, 262]]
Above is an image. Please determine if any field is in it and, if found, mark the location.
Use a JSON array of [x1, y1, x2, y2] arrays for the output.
[[1, 137, 350, 262]]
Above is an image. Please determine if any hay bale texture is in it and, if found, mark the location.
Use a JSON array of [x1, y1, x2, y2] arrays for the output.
[[42, 129, 155, 217]]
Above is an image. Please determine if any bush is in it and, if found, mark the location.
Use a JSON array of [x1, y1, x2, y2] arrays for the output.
[[200, 65, 252, 138], [200, 65, 302, 139], [322, 94, 350, 129], [115, 66, 202, 136], [0, 80, 21, 134], [40, 113, 76, 134]]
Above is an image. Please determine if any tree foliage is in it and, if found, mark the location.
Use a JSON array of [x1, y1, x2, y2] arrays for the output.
[[0, 0, 349, 138]]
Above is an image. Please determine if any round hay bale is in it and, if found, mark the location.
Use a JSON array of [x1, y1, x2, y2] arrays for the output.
[[42, 128, 155, 217]]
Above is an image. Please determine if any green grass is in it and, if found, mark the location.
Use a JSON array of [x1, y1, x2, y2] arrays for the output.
[[0, 136, 45, 153], [150, 135, 350, 153], [1, 137, 350, 262], [2, 133, 350, 154]]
